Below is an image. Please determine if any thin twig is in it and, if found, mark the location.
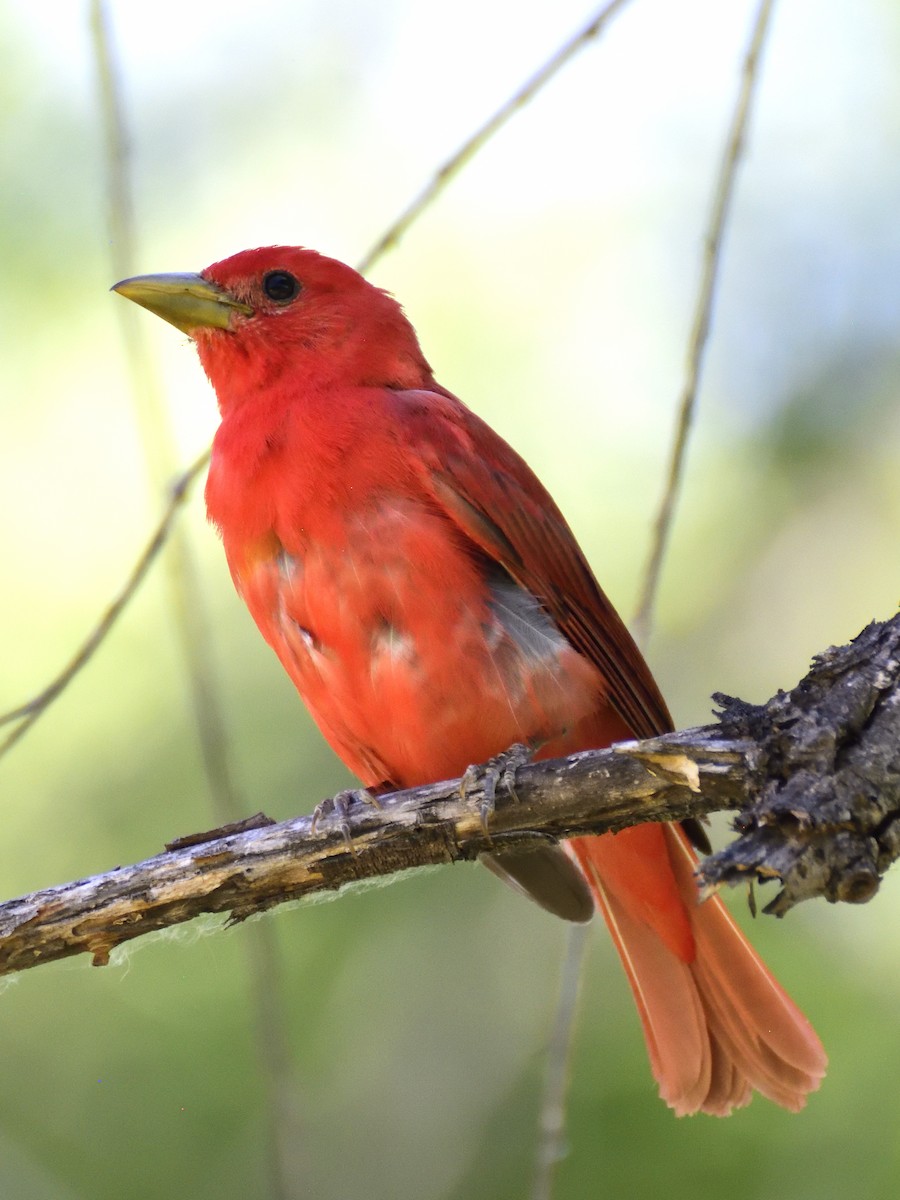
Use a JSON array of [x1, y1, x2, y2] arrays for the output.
[[0, 453, 208, 755], [91, 0, 243, 816], [356, 0, 634, 274], [532, 923, 590, 1200], [632, 0, 777, 647], [90, 7, 302, 1198], [90, 0, 167, 487], [245, 919, 313, 1195]]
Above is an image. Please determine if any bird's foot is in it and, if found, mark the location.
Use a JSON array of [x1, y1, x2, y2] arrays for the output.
[[311, 787, 381, 854], [460, 742, 533, 835]]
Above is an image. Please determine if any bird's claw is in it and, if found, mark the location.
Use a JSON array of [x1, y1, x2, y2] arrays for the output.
[[460, 742, 532, 836], [311, 787, 380, 855]]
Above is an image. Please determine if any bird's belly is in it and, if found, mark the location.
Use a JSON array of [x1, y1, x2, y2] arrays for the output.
[[235, 499, 602, 788]]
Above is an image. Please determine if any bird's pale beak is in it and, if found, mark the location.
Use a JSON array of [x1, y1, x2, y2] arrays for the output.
[[111, 272, 253, 334]]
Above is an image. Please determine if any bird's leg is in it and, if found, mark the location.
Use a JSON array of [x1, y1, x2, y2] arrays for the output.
[[460, 742, 534, 835], [311, 787, 381, 855]]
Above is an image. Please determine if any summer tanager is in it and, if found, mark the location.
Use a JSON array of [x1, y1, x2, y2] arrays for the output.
[[114, 246, 825, 1115]]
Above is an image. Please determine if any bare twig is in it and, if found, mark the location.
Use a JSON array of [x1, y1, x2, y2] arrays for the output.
[[356, 0, 634, 274], [532, 922, 590, 1200], [91, 0, 242, 817], [1, 613, 897, 978], [632, 0, 777, 645], [90, 0, 168, 485], [0, 454, 208, 756], [90, 8, 303, 1196]]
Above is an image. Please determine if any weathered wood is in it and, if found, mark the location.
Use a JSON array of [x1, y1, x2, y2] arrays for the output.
[[699, 613, 900, 913], [0, 613, 897, 978]]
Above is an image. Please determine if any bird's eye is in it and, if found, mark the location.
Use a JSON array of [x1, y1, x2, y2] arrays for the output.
[[262, 270, 301, 304]]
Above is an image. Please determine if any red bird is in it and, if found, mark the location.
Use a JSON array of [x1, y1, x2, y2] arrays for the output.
[[115, 247, 825, 1115]]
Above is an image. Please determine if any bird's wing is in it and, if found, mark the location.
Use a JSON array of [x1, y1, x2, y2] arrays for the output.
[[394, 388, 673, 741]]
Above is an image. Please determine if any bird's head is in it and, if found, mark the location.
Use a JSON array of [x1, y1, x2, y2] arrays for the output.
[[113, 246, 434, 410]]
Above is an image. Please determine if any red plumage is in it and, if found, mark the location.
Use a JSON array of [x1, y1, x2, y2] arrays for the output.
[[116, 246, 826, 1115]]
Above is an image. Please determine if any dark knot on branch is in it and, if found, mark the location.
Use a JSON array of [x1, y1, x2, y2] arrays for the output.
[[700, 614, 900, 915]]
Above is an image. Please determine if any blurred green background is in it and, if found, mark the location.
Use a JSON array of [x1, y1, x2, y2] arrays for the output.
[[2, 1, 899, 1197]]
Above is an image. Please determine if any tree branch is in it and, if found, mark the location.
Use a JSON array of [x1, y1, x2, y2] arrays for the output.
[[2, 613, 896, 978]]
